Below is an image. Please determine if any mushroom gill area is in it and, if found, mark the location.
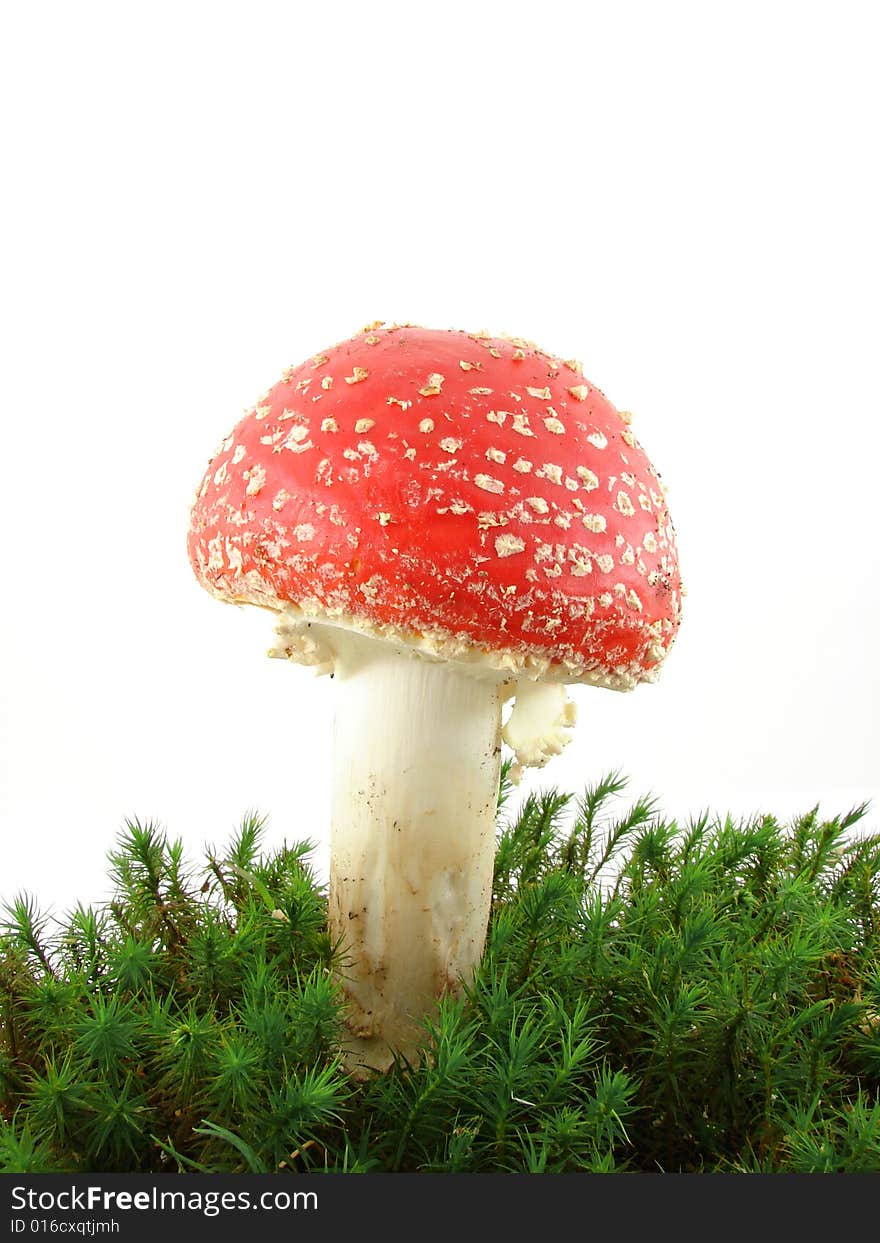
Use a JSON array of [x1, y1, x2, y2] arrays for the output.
[[267, 609, 578, 779]]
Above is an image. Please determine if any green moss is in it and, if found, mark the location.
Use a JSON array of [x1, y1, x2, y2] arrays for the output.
[[2, 771, 879, 1173]]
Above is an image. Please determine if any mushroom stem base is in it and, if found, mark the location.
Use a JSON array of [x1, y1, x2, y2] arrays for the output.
[[329, 640, 503, 1073]]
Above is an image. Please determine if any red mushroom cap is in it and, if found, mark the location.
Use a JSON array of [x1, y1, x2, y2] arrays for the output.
[[187, 324, 682, 688]]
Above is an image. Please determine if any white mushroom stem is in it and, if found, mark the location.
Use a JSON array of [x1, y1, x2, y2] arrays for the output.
[[268, 616, 578, 1072], [328, 635, 503, 1072]]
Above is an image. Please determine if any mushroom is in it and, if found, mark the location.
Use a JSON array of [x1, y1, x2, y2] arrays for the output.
[[187, 323, 682, 1071]]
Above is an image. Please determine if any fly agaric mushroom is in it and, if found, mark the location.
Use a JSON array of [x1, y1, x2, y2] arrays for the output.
[[187, 323, 682, 1071]]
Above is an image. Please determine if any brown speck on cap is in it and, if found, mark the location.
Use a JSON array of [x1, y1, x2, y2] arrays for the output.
[[419, 373, 445, 396], [568, 384, 590, 401], [345, 367, 369, 384]]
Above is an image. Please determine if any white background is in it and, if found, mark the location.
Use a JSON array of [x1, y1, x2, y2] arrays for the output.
[[1, 1, 877, 915]]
